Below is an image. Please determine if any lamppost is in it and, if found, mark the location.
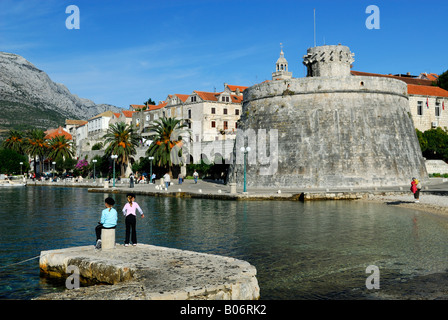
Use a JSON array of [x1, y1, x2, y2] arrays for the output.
[[52, 161, 56, 181], [240, 146, 251, 193], [19, 162, 23, 176], [111, 155, 118, 187], [92, 159, 97, 182], [148, 156, 154, 183]]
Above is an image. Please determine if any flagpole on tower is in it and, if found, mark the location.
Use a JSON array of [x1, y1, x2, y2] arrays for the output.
[[314, 8, 316, 47]]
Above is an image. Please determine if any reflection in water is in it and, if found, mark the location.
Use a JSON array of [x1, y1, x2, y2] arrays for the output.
[[1, 187, 448, 299]]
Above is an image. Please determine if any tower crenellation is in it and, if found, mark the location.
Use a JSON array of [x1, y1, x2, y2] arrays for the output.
[[303, 44, 355, 77]]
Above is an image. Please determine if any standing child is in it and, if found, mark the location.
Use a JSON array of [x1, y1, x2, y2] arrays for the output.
[[122, 193, 144, 246], [193, 170, 199, 184], [410, 177, 421, 203], [95, 197, 118, 249]]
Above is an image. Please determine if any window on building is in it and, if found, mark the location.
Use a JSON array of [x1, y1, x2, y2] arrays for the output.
[[211, 121, 216, 128], [224, 121, 228, 130], [235, 109, 240, 115], [436, 106, 440, 117], [188, 109, 192, 119], [223, 108, 228, 115], [211, 107, 216, 114], [235, 122, 238, 129], [222, 96, 229, 102], [191, 96, 197, 102], [417, 101, 423, 115]]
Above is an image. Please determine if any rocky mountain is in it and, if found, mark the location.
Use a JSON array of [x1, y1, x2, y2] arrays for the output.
[[0, 51, 121, 136]]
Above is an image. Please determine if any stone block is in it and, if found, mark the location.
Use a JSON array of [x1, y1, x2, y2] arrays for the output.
[[101, 228, 115, 250]]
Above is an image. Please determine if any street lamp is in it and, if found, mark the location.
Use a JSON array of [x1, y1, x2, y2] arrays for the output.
[[92, 159, 97, 182], [19, 162, 23, 176], [52, 161, 56, 181], [148, 156, 154, 183], [111, 155, 118, 187], [240, 146, 251, 193]]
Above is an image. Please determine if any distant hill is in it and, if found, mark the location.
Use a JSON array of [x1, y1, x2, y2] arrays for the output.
[[0, 51, 121, 137]]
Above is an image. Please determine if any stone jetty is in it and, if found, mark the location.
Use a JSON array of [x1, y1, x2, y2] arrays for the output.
[[37, 244, 260, 300]]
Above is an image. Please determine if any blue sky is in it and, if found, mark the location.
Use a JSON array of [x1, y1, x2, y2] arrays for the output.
[[1, 0, 447, 109]]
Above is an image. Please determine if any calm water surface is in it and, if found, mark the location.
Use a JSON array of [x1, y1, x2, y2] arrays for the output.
[[1, 186, 448, 299]]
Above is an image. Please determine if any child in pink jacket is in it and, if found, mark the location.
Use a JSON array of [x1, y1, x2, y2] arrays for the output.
[[122, 193, 144, 246]]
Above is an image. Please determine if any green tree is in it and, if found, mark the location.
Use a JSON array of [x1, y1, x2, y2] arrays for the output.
[[416, 129, 427, 154], [47, 135, 74, 163], [437, 70, 448, 91], [145, 117, 188, 177], [143, 98, 156, 106], [24, 129, 48, 174], [0, 148, 30, 174], [421, 127, 448, 161], [103, 122, 140, 177], [91, 142, 103, 150], [2, 130, 25, 154]]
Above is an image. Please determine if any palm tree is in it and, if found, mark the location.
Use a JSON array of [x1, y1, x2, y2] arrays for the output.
[[25, 129, 48, 174], [103, 122, 140, 177], [146, 117, 189, 177], [2, 130, 25, 154], [47, 135, 74, 163]]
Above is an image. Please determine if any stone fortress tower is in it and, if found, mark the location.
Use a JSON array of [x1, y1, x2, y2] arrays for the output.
[[229, 44, 427, 189]]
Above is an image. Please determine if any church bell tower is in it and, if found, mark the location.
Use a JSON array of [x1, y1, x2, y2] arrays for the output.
[[272, 43, 292, 80]]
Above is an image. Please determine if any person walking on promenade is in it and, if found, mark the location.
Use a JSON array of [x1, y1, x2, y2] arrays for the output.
[[122, 193, 144, 246], [193, 170, 199, 184], [163, 172, 171, 189], [95, 197, 118, 249], [411, 177, 421, 203], [178, 173, 183, 185], [129, 172, 135, 188]]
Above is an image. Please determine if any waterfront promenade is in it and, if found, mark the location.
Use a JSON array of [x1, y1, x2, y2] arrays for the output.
[[28, 176, 448, 203]]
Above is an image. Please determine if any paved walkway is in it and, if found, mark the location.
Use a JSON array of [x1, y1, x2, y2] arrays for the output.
[[30, 177, 448, 200]]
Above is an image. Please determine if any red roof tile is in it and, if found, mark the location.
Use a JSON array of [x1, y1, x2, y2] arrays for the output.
[[351, 71, 435, 86], [194, 91, 219, 102], [121, 110, 135, 118], [226, 85, 248, 92], [407, 84, 448, 98], [175, 94, 190, 102], [45, 126, 72, 140]]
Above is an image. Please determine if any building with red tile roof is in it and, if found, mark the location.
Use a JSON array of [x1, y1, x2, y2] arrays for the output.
[[131, 83, 246, 142], [352, 70, 447, 131], [45, 126, 72, 140]]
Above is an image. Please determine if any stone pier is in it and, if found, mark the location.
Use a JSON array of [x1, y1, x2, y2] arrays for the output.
[[37, 244, 260, 300]]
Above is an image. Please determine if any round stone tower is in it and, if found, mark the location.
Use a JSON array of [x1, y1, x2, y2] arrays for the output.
[[228, 45, 427, 189]]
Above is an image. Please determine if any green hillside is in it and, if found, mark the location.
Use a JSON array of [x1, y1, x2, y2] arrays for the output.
[[0, 100, 76, 138]]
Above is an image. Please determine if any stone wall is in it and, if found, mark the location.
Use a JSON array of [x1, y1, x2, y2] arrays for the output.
[[425, 160, 448, 174], [228, 47, 427, 188]]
